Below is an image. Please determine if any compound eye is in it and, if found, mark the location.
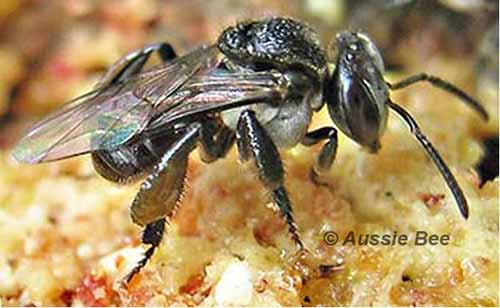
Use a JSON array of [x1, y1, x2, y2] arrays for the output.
[[357, 32, 385, 73]]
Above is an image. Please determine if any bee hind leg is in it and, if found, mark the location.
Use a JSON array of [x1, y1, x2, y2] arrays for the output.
[[236, 110, 305, 252], [124, 218, 165, 283], [125, 123, 201, 283], [98, 42, 177, 88]]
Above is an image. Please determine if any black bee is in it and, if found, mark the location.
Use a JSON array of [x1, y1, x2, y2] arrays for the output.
[[13, 17, 488, 282]]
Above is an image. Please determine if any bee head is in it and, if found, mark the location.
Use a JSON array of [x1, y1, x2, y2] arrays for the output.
[[324, 31, 389, 153]]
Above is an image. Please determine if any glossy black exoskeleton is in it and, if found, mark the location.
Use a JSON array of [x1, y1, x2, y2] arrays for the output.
[[12, 17, 488, 282]]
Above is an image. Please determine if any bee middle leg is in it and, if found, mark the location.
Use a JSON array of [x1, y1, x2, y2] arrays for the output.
[[198, 121, 236, 163], [301, 127, 338, 184], [236, 110, 305, 251], [125, 123, 201, 282]]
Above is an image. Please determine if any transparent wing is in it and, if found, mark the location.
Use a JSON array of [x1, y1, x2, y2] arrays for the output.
[[148, 69, 287, 129], [12, 85, 153, 163], [134, 45, 220, 106], [13, 45, 221, 164]]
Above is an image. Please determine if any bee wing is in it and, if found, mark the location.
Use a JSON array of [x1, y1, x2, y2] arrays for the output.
[[148, 69, 286, 129], [12, 85, 155, 164], [13, 45, 221, 164]]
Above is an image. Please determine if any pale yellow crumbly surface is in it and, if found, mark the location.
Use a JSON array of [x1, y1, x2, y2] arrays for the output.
[[0, 1, 498, 306], [0, 55, 498, 306]]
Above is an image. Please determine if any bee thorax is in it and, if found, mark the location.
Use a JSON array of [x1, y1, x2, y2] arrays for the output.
[[221, 94, 313, 149]]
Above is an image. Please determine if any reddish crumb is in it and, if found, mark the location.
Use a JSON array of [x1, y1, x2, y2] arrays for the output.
[[253, 216, 285, 247], [76, 274, 115, 306], [47, 59, 76, 80], [179, 273, 204, 295], [60, 289, 76, 306], [213, 186, 229, 199], [409, 288, 427, 306], [127, 287, 155, 306], [254, 278, 268, 293], [419, 193, 445, 208]]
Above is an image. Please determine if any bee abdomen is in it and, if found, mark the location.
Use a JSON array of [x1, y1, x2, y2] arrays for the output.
[[92, 132, 176, 184]]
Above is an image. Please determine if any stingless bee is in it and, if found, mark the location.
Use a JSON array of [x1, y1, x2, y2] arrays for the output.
[[12, 17, 488, 282]]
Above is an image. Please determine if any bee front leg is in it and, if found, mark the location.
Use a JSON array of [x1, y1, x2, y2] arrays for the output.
[[301, 127, 338, 184], [236, 110, 305, 252], [125, 123, 201, 283], [386, 73, 488, 120]]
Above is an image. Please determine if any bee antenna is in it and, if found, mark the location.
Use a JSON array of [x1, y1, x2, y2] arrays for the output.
[[387, 100, 469, 219]]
